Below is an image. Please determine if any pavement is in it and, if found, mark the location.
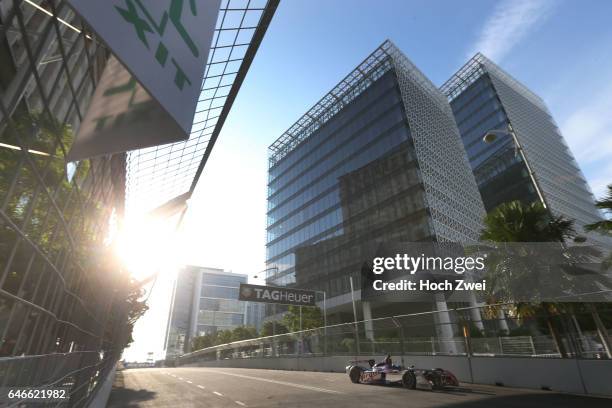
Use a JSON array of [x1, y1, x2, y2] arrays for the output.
[[107, 367, 611, 408]]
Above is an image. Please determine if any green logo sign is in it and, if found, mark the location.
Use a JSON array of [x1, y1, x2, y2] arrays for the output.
[[115, 0, 201, 91]]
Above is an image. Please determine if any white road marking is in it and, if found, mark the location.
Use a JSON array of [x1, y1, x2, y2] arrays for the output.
[[197, 385, 205, 389], [213, 391, 223, 396], [201, 370, 343, 395], [178, 377, 184, 380], [186, 380, 193, 384], [235, 401, 246, 406]]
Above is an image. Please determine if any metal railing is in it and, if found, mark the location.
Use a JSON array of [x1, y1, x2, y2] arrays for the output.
[[178, 302, 612, 365], [0, 350, 118, 406]]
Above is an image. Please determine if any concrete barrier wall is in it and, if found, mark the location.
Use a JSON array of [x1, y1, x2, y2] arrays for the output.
[[183, 355, 612, 397], [89, 366, 116, 408], [577, 359, 612, 396], [470, 357, 585, 394]]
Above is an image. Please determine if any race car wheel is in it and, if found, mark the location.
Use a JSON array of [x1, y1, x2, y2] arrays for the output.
[[349, 366, 362, 383], [402, 371, 416, 389], [429, 375, 443, 390]]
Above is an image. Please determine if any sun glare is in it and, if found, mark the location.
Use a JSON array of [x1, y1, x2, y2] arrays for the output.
[[114, 215, 183, 281]]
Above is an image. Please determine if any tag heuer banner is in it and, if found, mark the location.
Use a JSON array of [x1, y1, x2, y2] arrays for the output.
[[238, 284, 317, 307], [66, 0, 220, 159]]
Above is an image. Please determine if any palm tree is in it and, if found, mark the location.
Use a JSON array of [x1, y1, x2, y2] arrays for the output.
[[481, 201, 576, 243], [585, 184, 612, 234], [480, 200, 577, 357], [584, 184, 612, 358]]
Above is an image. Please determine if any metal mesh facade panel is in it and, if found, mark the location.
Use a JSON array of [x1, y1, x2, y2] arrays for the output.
[[442, 53, 608, 247], [386, 43, 485, 243], [126, 0, 277, 215]]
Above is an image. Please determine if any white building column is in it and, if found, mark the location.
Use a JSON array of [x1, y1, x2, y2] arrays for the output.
[[188, 270, 203, 351], [467, 291, 485, 332], [433, 293, 458, 354], [362, 301, 375, 341], [497, 308, 509, 334]]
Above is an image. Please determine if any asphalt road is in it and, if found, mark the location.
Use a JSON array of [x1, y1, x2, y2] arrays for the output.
[[107, 367, 611, 408]]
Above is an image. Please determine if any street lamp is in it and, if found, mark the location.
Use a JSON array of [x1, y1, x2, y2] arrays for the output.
[[482, 126, 548, 210]]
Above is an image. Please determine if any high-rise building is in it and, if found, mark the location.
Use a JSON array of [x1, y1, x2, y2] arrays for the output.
[[165, 266, 262, 358], [246, 301, 266, 332], [440, 54, 608, 246], [265, 41, 486, 323]]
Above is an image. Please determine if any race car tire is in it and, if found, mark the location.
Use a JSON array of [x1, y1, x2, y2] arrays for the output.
[[349, 366, 362, 383], [430, 375, 443, 390], [402, 371, 416, 389]]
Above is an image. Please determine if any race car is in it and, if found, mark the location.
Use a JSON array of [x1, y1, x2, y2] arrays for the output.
[[345, 357, 459, 390]]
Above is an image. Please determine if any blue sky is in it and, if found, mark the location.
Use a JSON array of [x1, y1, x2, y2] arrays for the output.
[[126, 0, 612, 361], [229, 0, 612, 196]]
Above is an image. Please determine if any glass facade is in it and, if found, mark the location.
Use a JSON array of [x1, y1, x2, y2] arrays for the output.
[[265, 42, 486, 316], [448, 74, 538, 212], [164, 267, 198, 358], [197, 269, 246, 336], [165, 266, 251, 356], [266, 71, 426, 294], [442, 54, 608, 247]]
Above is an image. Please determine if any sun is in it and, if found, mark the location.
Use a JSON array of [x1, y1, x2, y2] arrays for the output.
[[113, 214, 183, 281]]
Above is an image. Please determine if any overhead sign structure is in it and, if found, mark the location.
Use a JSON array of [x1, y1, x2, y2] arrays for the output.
[[67, 56, 186, 161], [239, 284, 317, 307], [67, 0, 220, 135]]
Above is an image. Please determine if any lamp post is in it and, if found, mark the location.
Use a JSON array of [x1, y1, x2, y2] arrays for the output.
[[253, 267, 279, 336], [482, 125, 549, 210]]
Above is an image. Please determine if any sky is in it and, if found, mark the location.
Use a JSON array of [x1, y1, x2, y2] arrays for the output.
[[123, 0, 612, 361]]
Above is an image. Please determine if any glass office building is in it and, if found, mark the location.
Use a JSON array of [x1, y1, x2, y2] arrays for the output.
[[441, 54, 608, 246], [265, 41, 486, 321], [198, 268, 247, 336], [165, 266, 253, 357]]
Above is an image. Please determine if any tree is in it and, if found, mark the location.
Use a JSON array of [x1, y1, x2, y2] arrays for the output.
[[584, 184, 612, 357], [216, 329, 234, 345], [192, 332, 218, 351], [260, 320, 288, 337], [122, 283, 150, 347], [481, 201, 575, 243], [283, 305, 323, 332], [480, 200, 577, 357], [190, 326, 259, 352], [231, 326, 258, 342], [585, 184, 612, 235]]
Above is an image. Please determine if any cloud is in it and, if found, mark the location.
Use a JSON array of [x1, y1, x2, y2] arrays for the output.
[[468, 0, 554, 61], [561, 81, 612, 198]]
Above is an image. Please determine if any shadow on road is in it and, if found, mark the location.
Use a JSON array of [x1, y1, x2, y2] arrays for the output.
[[107, 371, 156, 408], [439, 392, 612, 408]]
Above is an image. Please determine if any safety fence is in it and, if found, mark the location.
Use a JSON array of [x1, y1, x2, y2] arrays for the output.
[[178, 302, 612, 365], [0, 350, 118, 407]]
